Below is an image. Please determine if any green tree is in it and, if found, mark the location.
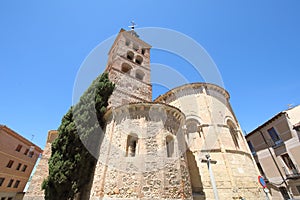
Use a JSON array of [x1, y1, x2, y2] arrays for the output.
[[42, 73, 114, 200]]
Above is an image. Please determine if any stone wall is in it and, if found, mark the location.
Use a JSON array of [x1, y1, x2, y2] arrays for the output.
[[107, 63, 152, 108], [23, 130, 58, 200], [106, 29, 152, 109], [155, 83, 266, 199], [195, 151, 264, 200], [90, 103, 193, 200]]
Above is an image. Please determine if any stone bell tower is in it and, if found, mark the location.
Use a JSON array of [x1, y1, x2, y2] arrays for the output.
[[105, 28, 152, 108]]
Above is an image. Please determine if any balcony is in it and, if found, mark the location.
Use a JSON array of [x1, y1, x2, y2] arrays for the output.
[[267, 139, 284, 148], [283, 166, 300, 179]]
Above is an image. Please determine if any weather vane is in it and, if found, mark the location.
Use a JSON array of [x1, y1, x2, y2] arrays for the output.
[[128, 21, 137, 30]]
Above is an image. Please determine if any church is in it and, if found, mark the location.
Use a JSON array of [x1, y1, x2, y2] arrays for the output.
[[24, 28, 265, 200]]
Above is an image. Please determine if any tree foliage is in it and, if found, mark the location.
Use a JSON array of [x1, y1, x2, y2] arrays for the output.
[[42, 73, 114, 200]]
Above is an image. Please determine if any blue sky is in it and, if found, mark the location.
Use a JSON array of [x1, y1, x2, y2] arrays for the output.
[[1, 1, 300, 149]]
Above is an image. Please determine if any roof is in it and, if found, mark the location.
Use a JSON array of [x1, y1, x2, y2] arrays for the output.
[[105, 101, 185, 120], [108, 28, 152, 56], [246, 105, 300, 137], [294, 122, 300, 129], [154, 82, 230, 103], [246, 111, 286, 138], [0, 125, 43, 152]]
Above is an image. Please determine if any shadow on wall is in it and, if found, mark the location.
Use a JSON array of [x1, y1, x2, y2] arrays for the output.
[[186, 150, 206, 200]]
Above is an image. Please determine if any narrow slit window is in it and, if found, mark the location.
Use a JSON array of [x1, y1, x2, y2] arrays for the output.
[[166, 136, 174, 157], [126, 134, 138, 157], [0, 177, 5, 187], [22, 165, 27, 172], [15, 144, 22, 152], [7, 179, 13, 187], [13, 180, 20, 188], [24, 148, 29, 155], [16, 163, 22, 171], [6, 160, 14, 168]]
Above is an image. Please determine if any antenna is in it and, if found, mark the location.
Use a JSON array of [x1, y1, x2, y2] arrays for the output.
[[29, 134, 35, 155]]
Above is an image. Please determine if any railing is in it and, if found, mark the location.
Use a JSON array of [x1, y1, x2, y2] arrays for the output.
[[283, 166, 300, 179], [267, 138, 284, 148]]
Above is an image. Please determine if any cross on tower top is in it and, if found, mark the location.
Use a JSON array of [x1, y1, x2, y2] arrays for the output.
[[128, 21, 136, 30]]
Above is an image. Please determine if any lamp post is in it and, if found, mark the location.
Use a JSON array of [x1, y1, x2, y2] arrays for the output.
[[202, 153, 219, 200], [258, 130, 293, 199]]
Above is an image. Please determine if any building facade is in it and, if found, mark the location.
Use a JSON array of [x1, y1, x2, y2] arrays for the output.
[[0, 125, 42, 200], [246, 105, 300, 200], [89, 29, 265, 200], [24, 28, 265, 200]]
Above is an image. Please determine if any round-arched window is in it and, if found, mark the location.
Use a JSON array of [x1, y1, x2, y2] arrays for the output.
[[166, 135, 174, 157], [121, 63, 132, 74], [135, 55, 143, 65], [186, 119, 200, 136], [126, 133, 138, 157], [135, 69, 145, 81], [127, 51, 134, 60], [227, 120, 239, 149]]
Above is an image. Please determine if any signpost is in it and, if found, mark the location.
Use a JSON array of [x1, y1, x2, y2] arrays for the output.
[[258, 176, 270, 200], [258, 176, 267, 188], [201, 154, 219, 200]]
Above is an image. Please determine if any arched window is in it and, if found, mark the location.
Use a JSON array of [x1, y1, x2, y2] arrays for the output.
[[127, 51, 134, 60], [227, 120, 239, 149], [135, 69, 145, 81], [185, 119, 201, 141], [121, 63, 132, 74], [125, 39, 130, 46], [186, 120, 199, 136], [166, 135, 174, 157], [135, 55, 143, 65], [126, 134, 138, 157], [133, 44, 139, 51]]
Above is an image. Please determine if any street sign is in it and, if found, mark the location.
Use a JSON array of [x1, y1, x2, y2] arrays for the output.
[[258, 176, 267, 188]]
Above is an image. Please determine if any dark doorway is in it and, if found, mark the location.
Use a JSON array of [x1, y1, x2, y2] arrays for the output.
[[186, 150, 205, 200], [279, 187, 290, 200]]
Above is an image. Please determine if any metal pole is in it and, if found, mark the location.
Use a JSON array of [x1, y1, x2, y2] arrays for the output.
[[263, 188, 271, 200], [206, 154, 219, 200], [265, 191, 270, 200], [258, 130, 293, 199]]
